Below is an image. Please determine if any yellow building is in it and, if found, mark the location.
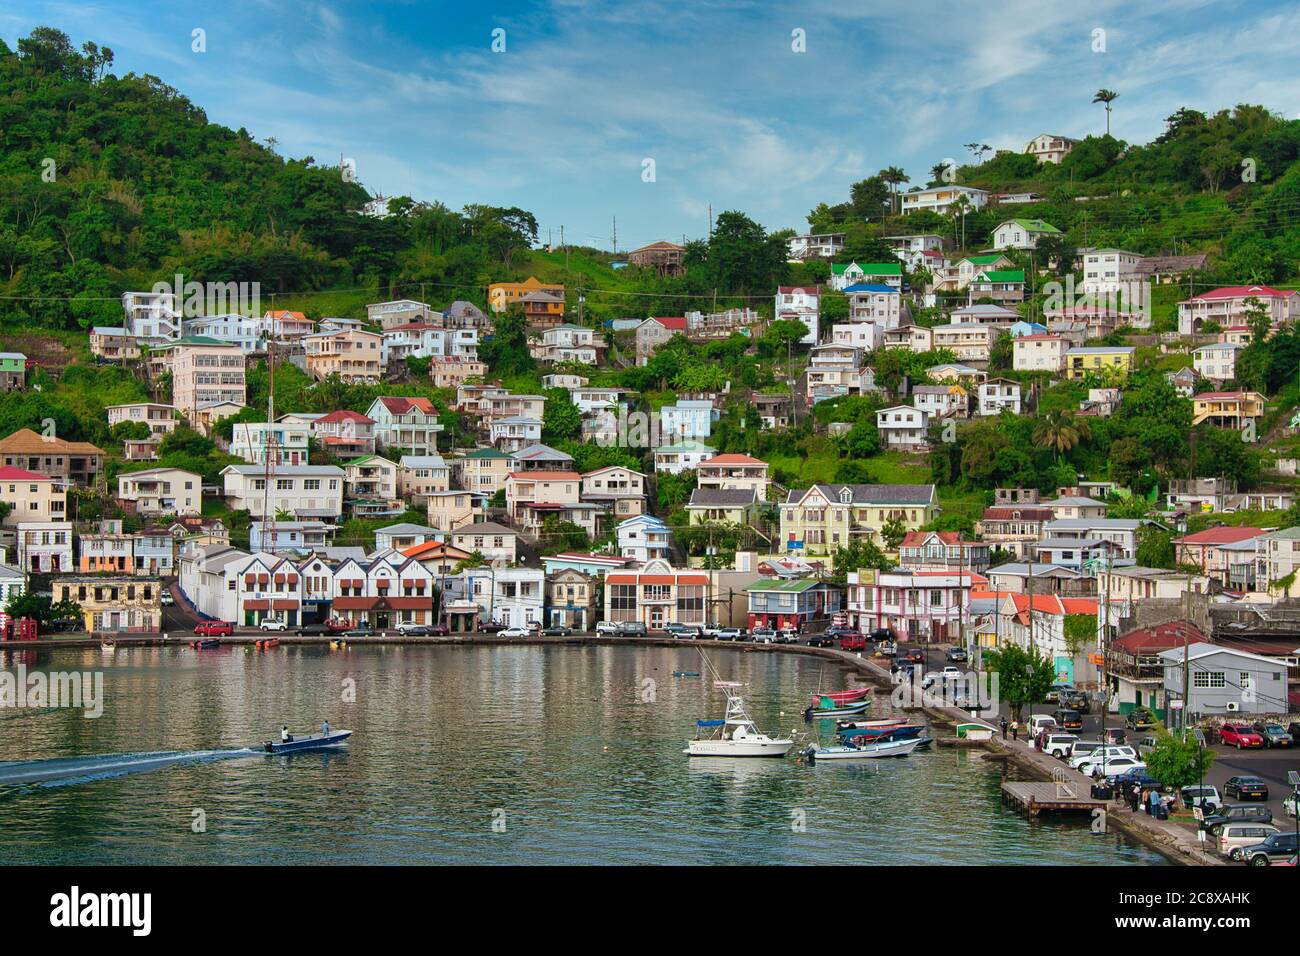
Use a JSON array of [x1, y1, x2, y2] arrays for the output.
[[54, 576, 162, 633], [487, 277, 564, 315], [779, 483, 938, 555], [1064, 346, 1135, 380], [1192, 390, 1266, 431]]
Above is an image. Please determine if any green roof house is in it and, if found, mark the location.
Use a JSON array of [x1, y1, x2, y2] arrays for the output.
[[0, 352, 26, 391], [993, 218, 1063, 251]]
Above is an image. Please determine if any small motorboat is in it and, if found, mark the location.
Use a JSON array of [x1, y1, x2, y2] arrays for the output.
[[100, 638, 116, 650], [838, 722, 925, 741], [190, 638, 221, 649], [807, 688, 870, 707], [256, 638, 281, 649], [673, 670, 700, 678], [263, 729, 352, 754], [329, 639, 349, 650], [804, 697, 871, 719], [685, 682, 794, 758], [803, 736, 929, 761]]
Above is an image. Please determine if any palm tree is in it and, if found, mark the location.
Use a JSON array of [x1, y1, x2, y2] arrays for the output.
[[949, 193, 973, 248], [1033, 409, 1090, 461], [930, 161, 951, 185], [1092, 89, 1119, 135], [880, 166, 908, 214], [964, 142, 991, 164]]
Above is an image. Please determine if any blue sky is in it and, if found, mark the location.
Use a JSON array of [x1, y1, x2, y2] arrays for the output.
[[5, 0, 1300, 250]]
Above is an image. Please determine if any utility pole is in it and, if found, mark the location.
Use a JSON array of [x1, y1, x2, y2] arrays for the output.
[[1182, 573, 1193, 735], [612, 216, 617, 254]]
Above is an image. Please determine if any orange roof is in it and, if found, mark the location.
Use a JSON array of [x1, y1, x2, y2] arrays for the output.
[[0, 428, 104, 457], [507, 471, 580, 481], [402, 540, 471, 560], [1005, 592, 1098, 623]]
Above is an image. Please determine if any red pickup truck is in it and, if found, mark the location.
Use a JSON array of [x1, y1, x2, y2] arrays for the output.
[[194, 620, 234, 637]]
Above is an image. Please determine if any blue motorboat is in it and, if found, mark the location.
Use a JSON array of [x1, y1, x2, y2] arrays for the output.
[[838, 723, 925, 740], [262, 730, 352, 754]]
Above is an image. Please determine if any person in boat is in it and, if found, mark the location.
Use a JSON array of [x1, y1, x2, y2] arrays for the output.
[[321, 720, 329, 737], [281, 725, 292, 743]]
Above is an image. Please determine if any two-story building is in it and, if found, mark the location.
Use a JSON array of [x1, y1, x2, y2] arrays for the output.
[[781, 483, 938, 554]]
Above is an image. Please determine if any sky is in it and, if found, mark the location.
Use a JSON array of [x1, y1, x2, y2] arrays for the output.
[[5, 0, 1300, 251]]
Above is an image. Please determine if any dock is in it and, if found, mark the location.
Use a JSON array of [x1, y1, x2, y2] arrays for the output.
[[1001, 780, 1108, 817]]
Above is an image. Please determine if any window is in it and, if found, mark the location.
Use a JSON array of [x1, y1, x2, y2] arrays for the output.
[[1192, 670, 1225, 689]]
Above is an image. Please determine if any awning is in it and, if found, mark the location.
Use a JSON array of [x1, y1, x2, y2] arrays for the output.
[[244, 599, 269, 611]]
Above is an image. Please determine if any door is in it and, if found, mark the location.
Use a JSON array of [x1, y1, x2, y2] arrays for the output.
[[649, 606, 664, 630]]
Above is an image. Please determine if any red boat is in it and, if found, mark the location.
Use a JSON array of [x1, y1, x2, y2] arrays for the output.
[[808, 688, 871, 706], [256, 639, 281, 649]]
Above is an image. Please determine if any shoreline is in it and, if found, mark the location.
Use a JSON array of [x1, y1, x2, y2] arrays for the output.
[[2, 633, 1214, 864]]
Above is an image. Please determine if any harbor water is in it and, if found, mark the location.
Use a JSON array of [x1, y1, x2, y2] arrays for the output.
[[0, 644, 1166, 865]]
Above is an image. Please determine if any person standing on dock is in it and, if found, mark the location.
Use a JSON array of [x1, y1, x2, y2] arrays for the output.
[[1000, 717, 1008, 739], [1010, 720, 1019, 742]]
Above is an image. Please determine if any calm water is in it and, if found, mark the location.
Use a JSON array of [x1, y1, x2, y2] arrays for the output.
[[0, 644, 1165, 865]]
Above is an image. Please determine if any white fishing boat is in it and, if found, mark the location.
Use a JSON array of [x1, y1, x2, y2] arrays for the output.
[[685, 682, 795, 758], [802, 735, 930, 761]]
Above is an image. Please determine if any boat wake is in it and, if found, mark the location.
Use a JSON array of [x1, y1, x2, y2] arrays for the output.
[[0, 748, 259, 789]]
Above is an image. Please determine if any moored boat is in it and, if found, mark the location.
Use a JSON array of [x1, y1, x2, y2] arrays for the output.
[[262, 729, 352, 754], [190, 638, 220, 649], [673, 670, 700, 677], [837, 722, 925, 741], [256, 638, 281, 649], [803, 735, 930, 761], [804, 697, 871, 719], [685, 682, 794, 758], [807, 688, 870, 707]]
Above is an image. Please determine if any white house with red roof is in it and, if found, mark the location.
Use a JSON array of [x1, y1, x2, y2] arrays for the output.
[[898, 531, 991, 572], [635, 316, 688, 365], [603, 558, 709, 631], [330, 551, 437, 630], [846, 568, 979, 642], [365, 396, 444, 455], [1177, 285, 1300, 335], [995, 591, 1101, 684], [310, 409, 376, 457]]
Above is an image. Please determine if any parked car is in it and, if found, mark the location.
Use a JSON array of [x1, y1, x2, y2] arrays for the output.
[[945, 647, 968, 663], [1052, 708, 1084, 731], [1224, 775, 1269, 801], [751, 627, 778, 644], [477, 621, 506, 633], [194, 620, 234, 637], [1285, 794, 1300, 819], [1107, 769, 1160, 790], [1288, 721, 1300, 740], [427, 623, 450, 636], [498, 626, 530, 638], [1083, 756, 1145, 778], [1204, 804, 1274, 832], [1103, 727, 1127, 745], [700, 624, 723, 639], [868, 628, 893, 643], [941, 665, 964, 681], [1068, 745, 1137, 772], [838, 633, 867, 651], [1124, 709, 1157, 731], [774, 627, 800, 643], [1218, 823, 1281, 860], [540, 624, 573, 637], [716, 627, 746, 641], [876, 641, 897, 656], [808, 634, 837, 648], [616, 622, 648, 637], [1220, 724, 1265, 749], [1252, 722, 1294, 747], [1044, 733, 1079, 759], [1241, 832, 1300, 866], [665, 623, 701, 639], [1136, 734, 1161, 758], [395, 622, 432, 636], [1045, 684, 1072, 704], [594, 620, 620, 636], [1063, 691, 1091, 713], [258, 618, 289, 632], [1180, 785, 1221, 813], [160, 591, 174, 606], [823, 625, 856, 639], [1070, 740, 1105, 761], [343, 624, 375, 638], [1027, 715, 1060, 739]]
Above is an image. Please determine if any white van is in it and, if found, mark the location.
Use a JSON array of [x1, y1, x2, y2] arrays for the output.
[[1069, 745, 1137, 772], [1026, 715, 1058, 738], [1218, 823, 1280, 860]]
